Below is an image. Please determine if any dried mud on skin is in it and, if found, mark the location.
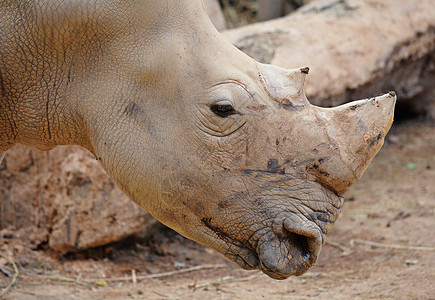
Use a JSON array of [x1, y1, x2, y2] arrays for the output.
[[1, 119, 435, 299]]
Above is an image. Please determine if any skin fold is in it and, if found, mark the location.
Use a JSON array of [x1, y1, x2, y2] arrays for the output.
[[0, 0, 395, 279]]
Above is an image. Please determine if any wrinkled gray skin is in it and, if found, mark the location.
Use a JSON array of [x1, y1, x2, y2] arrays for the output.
[[0, 1, 395, 279]]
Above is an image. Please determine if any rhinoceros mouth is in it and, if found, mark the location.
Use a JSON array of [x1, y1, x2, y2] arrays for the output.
[[201, 214, 325, 279], [197, 171, 342, 279]]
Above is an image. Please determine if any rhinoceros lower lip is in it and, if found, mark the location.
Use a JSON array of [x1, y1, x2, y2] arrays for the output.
[[201, 216, 323, 279]]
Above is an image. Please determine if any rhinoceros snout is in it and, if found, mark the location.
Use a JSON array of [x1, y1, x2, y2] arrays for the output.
[[254, 214, 325, 279], [258, 233, 314, 279]]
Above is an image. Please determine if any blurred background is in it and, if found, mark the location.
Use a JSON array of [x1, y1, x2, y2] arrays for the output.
[[207, 0, 315, 29]]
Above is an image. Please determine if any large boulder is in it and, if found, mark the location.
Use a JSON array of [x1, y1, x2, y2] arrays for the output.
[[223, 0, 435, 117], [0, 145, 157, 253]]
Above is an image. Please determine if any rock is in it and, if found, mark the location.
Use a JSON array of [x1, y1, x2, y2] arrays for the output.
[[0, 145, 157, 253], [223, 0, 435, 117], [203, 0, 227, 31]]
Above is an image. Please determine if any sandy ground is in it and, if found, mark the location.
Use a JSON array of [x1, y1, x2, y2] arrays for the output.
[[1, 119, 435, 300]]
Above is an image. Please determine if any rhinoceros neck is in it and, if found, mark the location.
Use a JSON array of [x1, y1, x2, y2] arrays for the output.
[[0, 1, 136, 152]]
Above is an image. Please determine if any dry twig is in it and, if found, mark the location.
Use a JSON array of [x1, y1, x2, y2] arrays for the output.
[[351, 239, 435, 251], [0, 253, 19, 298], [21, 264, 227, 286]]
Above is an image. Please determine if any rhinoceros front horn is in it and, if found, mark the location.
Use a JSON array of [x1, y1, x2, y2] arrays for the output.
[[312, 93, 396, 194]]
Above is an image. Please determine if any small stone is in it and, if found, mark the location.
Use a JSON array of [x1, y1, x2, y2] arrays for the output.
[[1, 230, 14, 239], [173, 261, 186, 269], [308, 293, 320, 297]]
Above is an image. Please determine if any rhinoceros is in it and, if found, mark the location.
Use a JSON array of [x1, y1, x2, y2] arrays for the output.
[[0, 0, 395, 279]]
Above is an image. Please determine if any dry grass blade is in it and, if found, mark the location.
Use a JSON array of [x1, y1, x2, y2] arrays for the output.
[[191, 272, 262, 290], [131, 264, 227, 281], [326, 240, 353, 256], [20, 273, 88, 286], [0, 253, 20, 298], [352, 239, 435, 251]]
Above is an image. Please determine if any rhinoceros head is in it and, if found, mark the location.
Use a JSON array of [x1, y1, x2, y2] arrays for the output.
[[0, 0, 395, 278], [81, 2, 395, 279], [97, 63, 394, 279]]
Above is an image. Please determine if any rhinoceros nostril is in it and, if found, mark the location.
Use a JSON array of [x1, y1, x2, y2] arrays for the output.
[[283, 218, 323, 268], [287, 231, 311, 262], [281, 228, 315, 275]]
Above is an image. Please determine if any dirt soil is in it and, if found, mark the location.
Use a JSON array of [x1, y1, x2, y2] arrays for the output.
[[1, 119, 435, 300]]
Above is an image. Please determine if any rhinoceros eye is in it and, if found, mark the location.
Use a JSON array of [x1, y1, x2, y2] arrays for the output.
[[210, 103, 236, 118]]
